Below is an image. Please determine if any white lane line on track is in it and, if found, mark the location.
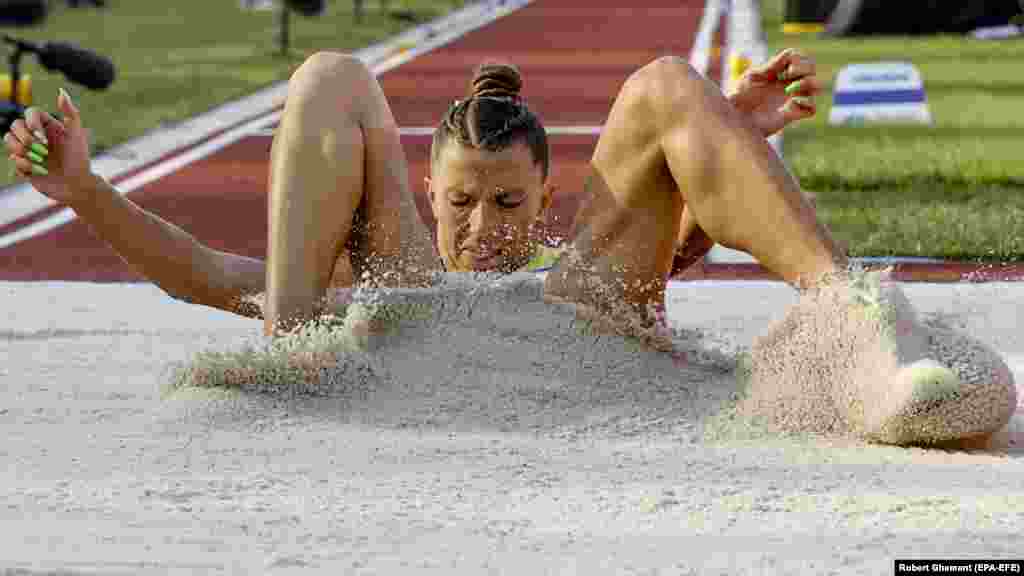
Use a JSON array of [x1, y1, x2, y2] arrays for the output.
[[0, 0, 534, 249], [0, 114, 275, 250]]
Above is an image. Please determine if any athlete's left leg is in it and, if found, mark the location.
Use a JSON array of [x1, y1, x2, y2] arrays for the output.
[[544, 56, 1016, 446]]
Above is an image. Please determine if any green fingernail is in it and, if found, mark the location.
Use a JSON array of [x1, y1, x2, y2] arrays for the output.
[[785, 80, 802, 95], [30, 142, 48, 157], [27, 150, 45, 165], [31, 164, 48, 176], [778, 70, 788, 81]]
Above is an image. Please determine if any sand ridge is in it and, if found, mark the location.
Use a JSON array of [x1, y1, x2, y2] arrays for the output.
[[168, 272, 1018, 450], [167, 272, 743, 441]]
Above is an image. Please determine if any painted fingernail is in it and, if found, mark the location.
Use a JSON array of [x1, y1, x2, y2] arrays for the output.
[[30, 142, 48, 157], [27, 150, 45, 165], [785, 80, 802, 95], [31, 164, 48, 176], [778, 70, 789, 81]]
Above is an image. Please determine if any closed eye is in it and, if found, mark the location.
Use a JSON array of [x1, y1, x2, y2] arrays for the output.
[[450, 197, 472, 207], [496, 192, 526, 208]]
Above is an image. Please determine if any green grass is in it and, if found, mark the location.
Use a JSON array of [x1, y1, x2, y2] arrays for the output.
[[0, 0, 463, 187], [762, 0, 1024, 261]]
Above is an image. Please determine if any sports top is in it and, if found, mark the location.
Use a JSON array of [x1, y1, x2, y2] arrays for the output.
[[517, 243, 564, 272]]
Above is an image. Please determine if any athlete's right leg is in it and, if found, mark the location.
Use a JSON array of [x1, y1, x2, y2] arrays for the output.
[[264, 52, 438, 335]]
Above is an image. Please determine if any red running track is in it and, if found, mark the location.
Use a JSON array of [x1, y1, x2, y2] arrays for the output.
[[1, 0, 1022, 283]]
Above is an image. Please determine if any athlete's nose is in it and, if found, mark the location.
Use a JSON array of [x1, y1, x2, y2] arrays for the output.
[[469, 200, 499, 238]]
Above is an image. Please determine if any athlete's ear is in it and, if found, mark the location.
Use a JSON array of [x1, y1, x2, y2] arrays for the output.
[[541, 181, 556, 213], [425, 176, 439, 219]]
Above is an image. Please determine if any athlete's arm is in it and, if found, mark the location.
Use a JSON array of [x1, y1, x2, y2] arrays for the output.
[[71, 173, 266, 318], [5, 90, 266, 319]]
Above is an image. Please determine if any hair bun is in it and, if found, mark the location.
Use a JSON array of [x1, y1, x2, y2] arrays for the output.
[[470, 61, 522, 99]]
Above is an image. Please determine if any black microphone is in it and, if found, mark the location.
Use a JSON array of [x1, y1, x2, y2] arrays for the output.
[[35, 41, 115, 90], [0, 0, 48, 27]]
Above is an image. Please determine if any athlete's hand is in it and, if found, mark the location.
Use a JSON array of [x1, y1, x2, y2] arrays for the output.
[[4, 88, 95, 206], [728, 48, 821, 137]]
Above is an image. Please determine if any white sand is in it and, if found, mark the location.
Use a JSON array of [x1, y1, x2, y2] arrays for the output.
[[2, 277, 1023, 575]]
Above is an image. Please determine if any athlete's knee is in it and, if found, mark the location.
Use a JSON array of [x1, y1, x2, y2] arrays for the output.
[[624, 56, 705, 116], [287, 51, 374, 111], [291, 51, 370, 87]]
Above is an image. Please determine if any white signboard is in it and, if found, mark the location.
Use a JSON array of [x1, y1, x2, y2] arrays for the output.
[[239, 0, 274, 11], [829, 62, 932, 126]]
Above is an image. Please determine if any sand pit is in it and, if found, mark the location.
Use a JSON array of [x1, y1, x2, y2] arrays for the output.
[[2, 278, 1023, 574], [165, 273, 741, 442]]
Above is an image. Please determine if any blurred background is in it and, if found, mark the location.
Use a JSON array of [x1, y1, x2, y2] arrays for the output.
[[0, 0, 467, 182], [1, 0, 1022, 262], [762, 0, 1024, 261]]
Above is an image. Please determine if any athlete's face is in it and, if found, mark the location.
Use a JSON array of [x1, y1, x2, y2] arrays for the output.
[[427, 140, 554, 273]]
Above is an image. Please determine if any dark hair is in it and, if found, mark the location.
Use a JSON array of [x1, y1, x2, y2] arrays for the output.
[[431, 61, 549, 179]]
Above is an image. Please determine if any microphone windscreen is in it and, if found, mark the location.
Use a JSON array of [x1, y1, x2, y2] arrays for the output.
[[37, 42, 115, 91], [0, 0, 48, 27], [283, 0, 326, 17]]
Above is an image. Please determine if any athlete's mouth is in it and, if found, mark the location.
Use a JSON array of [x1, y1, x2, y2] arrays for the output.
[[470, 253, 501, 269], [463, 248, 502, 269]]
